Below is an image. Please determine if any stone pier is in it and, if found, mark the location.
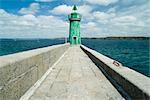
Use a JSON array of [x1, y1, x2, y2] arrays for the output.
[[0, 44, 150, 100], [28, 46, 124, 100]]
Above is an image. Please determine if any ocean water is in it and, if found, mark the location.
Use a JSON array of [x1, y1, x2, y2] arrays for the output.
[[82, 39, 150, 77], [0, 39, 65, 56], [0, 39, 149, 77]]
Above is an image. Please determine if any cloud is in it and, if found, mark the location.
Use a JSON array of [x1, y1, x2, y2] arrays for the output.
[[87, 2, 149, 37], [18, 3, 40, 15], [50, 5, 93, 16], [112, 16, 137, 25], [50, 4, 93, 21], [81, 22, 102, 37], [77, 5, 93, 18], [85, 0, 118, 6], [112, 2, 150, 27], [81, 6, 149, 37], [93, 11, 116, 24], [119, 0, 149, 6], [50, 5, 72, 15], [0, 9, 68, 38]]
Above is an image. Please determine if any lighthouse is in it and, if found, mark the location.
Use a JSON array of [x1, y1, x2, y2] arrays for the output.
[[68, 5, 81, 45]]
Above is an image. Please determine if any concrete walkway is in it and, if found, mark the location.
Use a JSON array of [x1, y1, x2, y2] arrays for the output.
[[28, 46, 124, 100]]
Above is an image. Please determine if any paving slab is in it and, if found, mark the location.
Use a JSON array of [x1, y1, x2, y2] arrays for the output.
[[29, 46, 124, 100]]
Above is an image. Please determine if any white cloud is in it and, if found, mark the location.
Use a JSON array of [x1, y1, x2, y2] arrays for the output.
[[93, 11, 116, 24], [50, 5, 93, 21], [0, 9, 10, 16], [50, 5, 93, 17], [78, 5, 93, 20], [19, 3, 40, 15], [119, 0, 148, 6], [85, 22, 96, 27], [111, 16, 138, 26], [80, 5, 149, 37], [0, 9, 68, 38], [85, 0, 118, 6], [50, 5, 72, 15], [12, 14, 38, 26], [81, 22, 102, 37]]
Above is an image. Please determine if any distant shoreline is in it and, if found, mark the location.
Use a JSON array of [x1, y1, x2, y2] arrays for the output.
[[0, 37, 150, 40], [82, 37, 150, 40]]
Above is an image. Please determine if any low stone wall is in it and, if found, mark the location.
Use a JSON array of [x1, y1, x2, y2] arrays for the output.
[[81, 45, 150, 100], [0, 43, 69, 100]]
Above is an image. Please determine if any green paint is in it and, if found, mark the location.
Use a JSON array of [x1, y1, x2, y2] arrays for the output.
[[68, 5, 81, 45], [73, 5, 77, 11]]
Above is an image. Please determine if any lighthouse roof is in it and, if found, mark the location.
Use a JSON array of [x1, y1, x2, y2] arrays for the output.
[[73, 5, 77, 11], [68, 5, 81, 20]]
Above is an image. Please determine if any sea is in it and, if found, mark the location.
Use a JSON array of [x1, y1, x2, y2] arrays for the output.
[[0, 38, 149, 77]]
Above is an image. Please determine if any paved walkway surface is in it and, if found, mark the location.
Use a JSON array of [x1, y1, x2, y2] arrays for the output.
[[29, 46, 124, 100]]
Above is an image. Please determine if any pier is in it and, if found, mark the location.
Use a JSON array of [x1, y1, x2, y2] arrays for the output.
[[0, 44, 150, 100], [26, 46, 123, 100]]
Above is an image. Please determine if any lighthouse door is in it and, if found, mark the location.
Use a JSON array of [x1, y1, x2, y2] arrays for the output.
[[73, 36, 77, 44]]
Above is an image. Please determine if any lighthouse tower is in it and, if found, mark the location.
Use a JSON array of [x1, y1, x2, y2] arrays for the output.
[[68, 5, 81, 45]]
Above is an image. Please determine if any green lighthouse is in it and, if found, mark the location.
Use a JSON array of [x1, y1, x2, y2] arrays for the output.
[[68, 5, 81, 45]]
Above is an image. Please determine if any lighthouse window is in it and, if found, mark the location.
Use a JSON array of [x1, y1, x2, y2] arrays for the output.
[[73, 37, 77, 40]]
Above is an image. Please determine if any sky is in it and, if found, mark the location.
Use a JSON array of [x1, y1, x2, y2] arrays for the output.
[[0, 0, 150, 38]]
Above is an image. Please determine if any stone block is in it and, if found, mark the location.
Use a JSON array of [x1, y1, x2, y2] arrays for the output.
[[0, 64, 11, 86], [19, 67, 38, 96]]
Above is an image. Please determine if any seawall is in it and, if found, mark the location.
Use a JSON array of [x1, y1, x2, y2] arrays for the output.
[[81, 45, 150, 99], [0, 43, 69, 100]]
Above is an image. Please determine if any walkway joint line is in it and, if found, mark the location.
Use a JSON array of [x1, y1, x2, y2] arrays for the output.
[[20, 47, 70, 100]]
